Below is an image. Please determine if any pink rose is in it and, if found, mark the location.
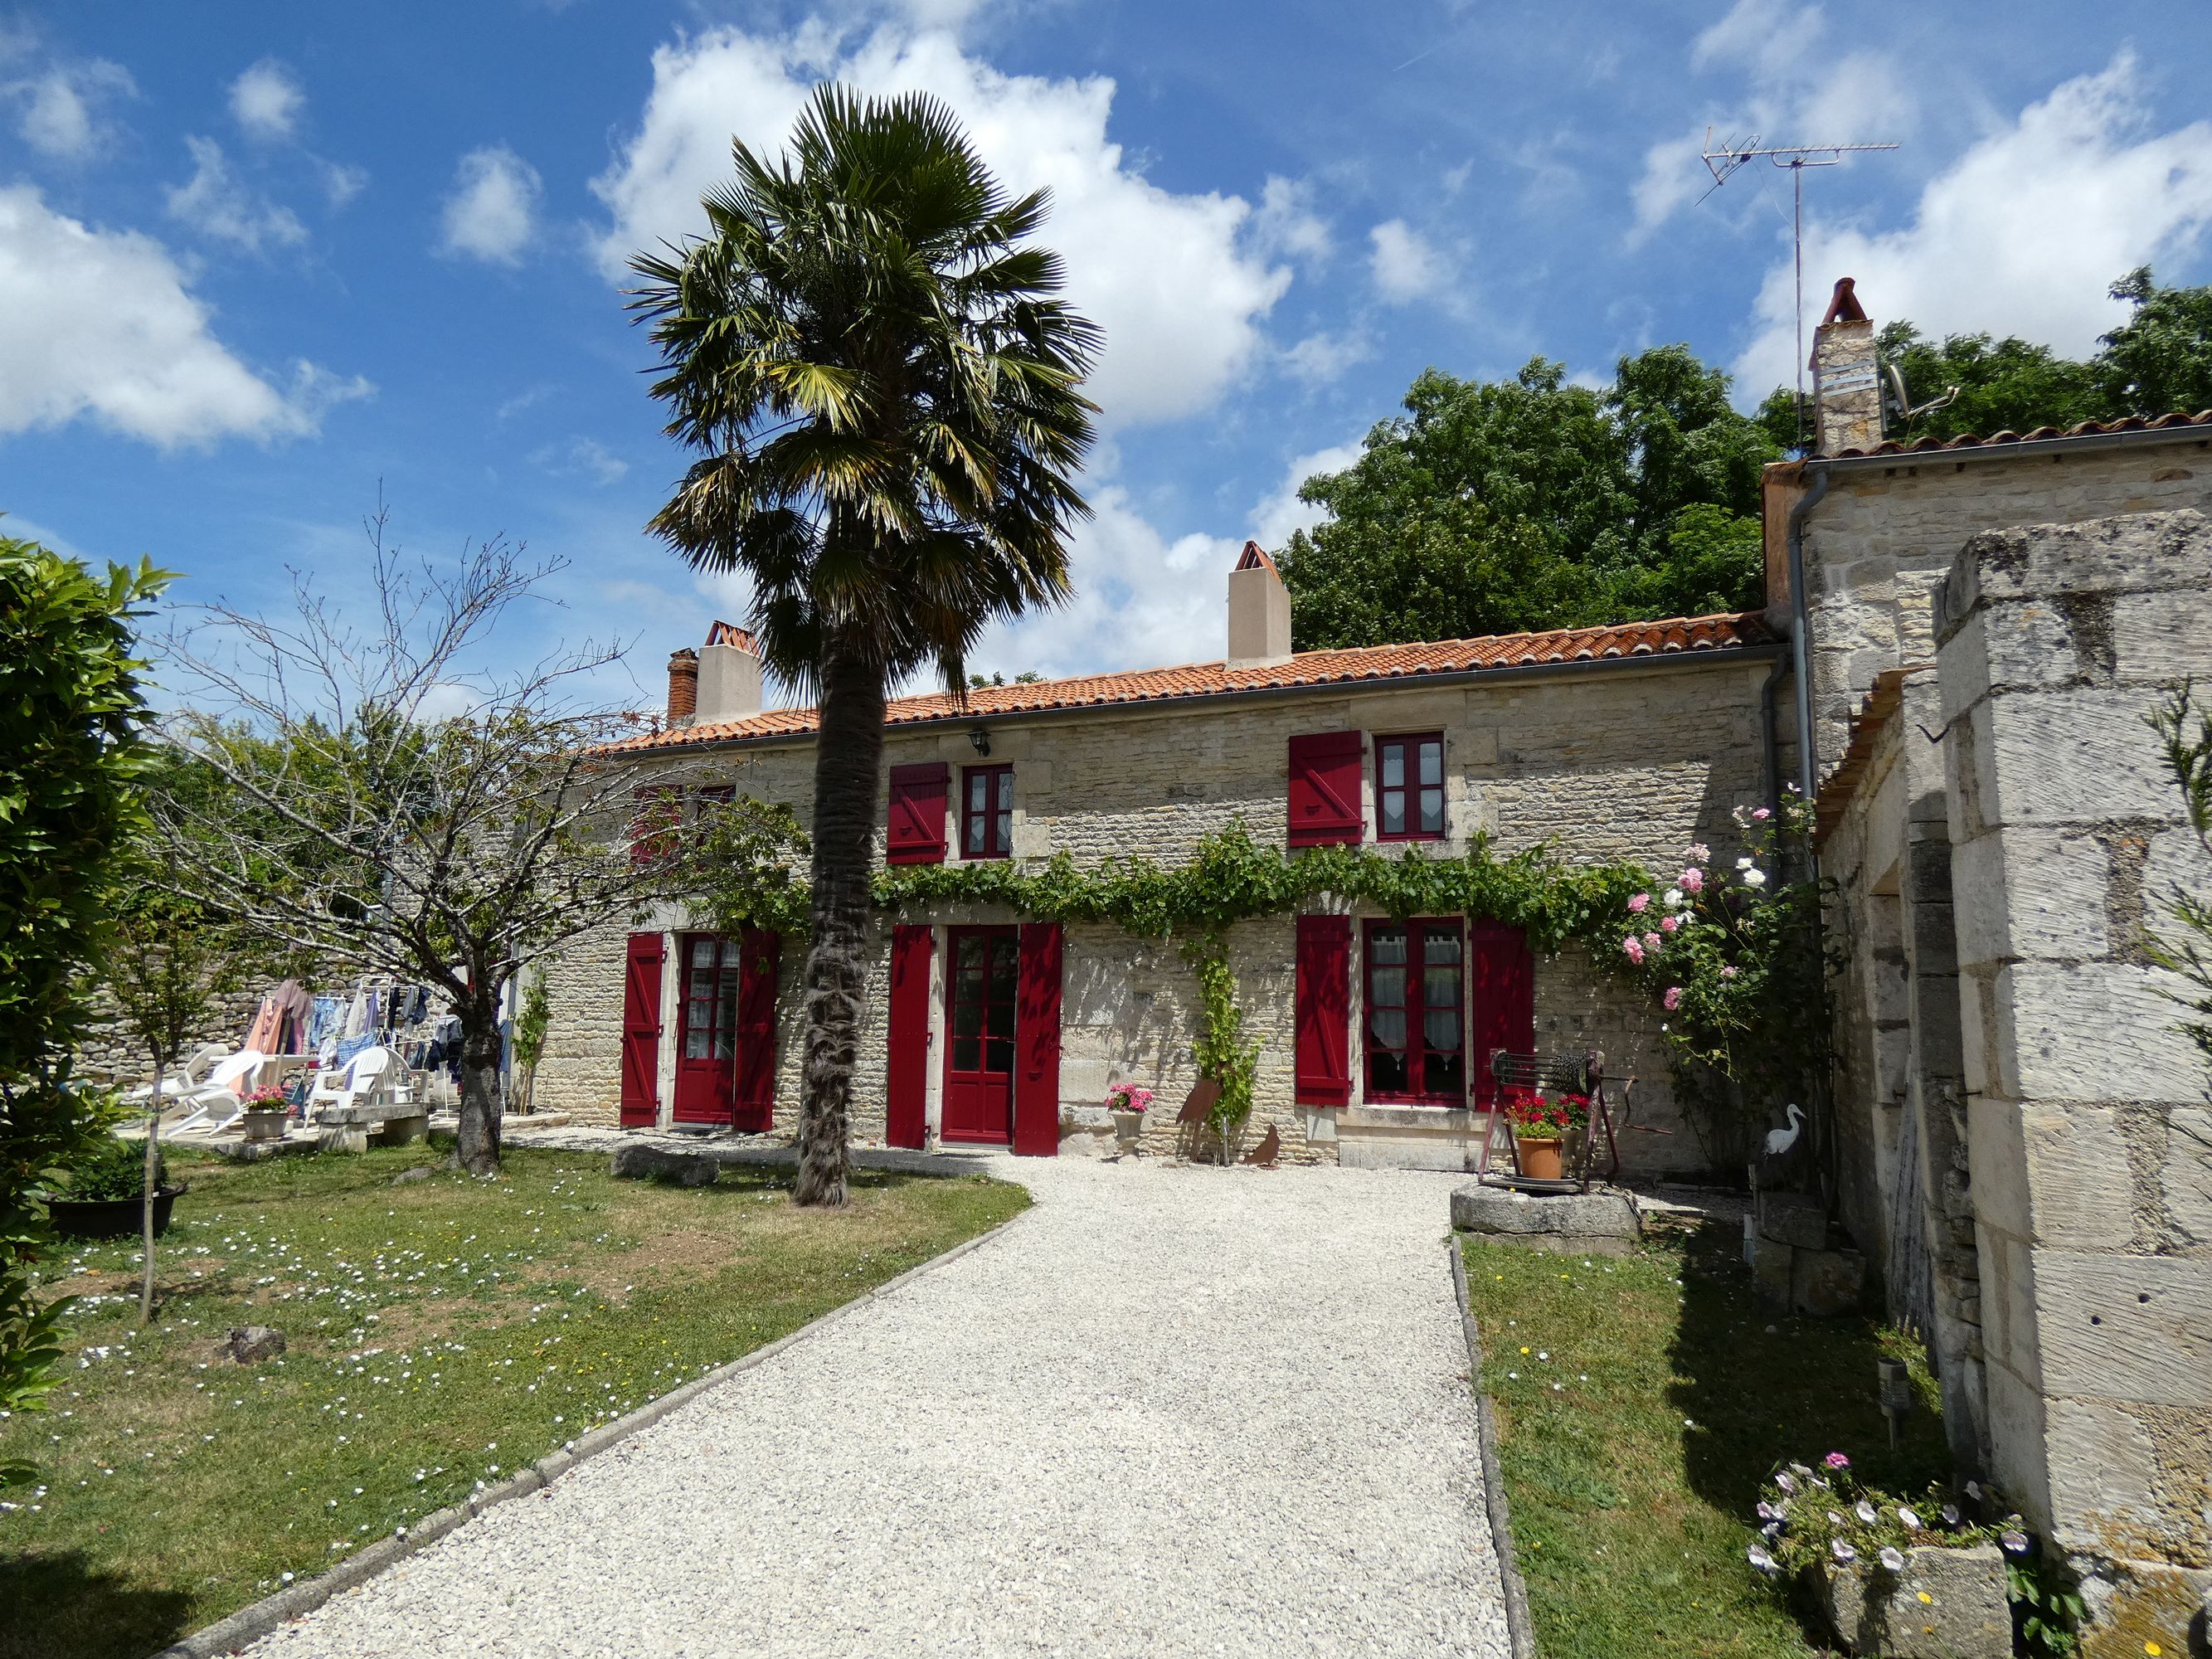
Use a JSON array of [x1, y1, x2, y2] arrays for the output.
[[1720, 965, 1738, 980], [1664, 987, 1682, 1011], [1753, 807, 1771, 821], [1679, 867, 1704, 893], [1822, 1452, 1850, 1471], [1622, 936, 1645, 965], [1642, 931, 1662, 953], [1659, 914, 1680, 933], [1627, 893, 1650, 913], [1685, 842, 1711, 864]]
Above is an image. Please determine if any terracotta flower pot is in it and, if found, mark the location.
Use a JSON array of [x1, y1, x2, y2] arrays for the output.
[[1515, 1136, 1564, 1180]]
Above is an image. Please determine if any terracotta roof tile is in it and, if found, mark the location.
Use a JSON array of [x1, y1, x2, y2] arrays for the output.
[[1827, 408, 2212, 460], [605, 610, 1779, 752]]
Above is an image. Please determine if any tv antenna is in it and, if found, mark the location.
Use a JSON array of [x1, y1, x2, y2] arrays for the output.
[[1700, 130, 1900, 440]]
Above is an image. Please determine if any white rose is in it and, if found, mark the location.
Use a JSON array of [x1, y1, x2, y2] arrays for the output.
[[1742, 868, 1767, 888], [1663, 888, 1685, 907], [1736, 856, 1754, 870]]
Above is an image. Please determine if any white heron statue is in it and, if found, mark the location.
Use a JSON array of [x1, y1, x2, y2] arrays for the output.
[[1765, 1103, 1806, 1159]]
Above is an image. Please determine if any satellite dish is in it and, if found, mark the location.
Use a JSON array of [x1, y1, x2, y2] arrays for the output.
[[1883, 363, 1913, 428]]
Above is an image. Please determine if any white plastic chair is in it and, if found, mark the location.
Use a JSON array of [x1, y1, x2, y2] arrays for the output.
[[308, 1046, 399, 1120], [168, 1050, 271, 1137], [123, 1044, 228, 1107]]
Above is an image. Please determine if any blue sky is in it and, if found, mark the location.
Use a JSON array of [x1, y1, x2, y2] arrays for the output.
[[6, 0, 2211, 708]]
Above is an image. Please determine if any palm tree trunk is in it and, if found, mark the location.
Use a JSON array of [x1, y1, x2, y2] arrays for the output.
[[455, 990, 504, 1176], [794, 642, 887, 1207]]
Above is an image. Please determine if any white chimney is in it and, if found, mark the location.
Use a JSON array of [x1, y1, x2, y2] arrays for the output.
[[694, 620, 764, 726], [1811, 276, 1881, 456], [1226, 542, 1292, 667]]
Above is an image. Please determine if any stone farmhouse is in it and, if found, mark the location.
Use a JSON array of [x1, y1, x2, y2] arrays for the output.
[[529, 276, 2212, 1637]]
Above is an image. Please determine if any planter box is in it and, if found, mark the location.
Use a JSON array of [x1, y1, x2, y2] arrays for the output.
[[1818, 1542, 2009, 1657], [46, 1185, 185, 1242]]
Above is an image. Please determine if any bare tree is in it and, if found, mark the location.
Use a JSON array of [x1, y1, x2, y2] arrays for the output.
[[148, 505, 721, 1175]]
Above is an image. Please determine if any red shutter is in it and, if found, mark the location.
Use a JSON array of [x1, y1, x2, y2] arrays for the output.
[[1294, 913, 1352, 1106], [619, 932, 664, 1127], [1013, 922, 1062, 1156], [886, 926, 932, 1148], [1287, 732, 1364, 847], [732, 928, 780, 1131], [1469, 922, 1535, 1107], [887, 763, 949, 864]]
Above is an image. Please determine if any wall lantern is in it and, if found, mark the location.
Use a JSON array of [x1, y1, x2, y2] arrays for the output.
[[969, 727, 991, 757]]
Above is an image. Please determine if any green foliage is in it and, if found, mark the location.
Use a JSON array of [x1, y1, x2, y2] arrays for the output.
[[0, 528, 168, 1481], [1181, 933, 1257, 1155], [630, 83, 1101, 699], [1616, 795, 1835, 1168], [2008, 1552, 2085, 1659], [1276, 349, 1778, 649], [2144, 679, 2212, 1087], [2099, 266, 2212, 418], [58, 1133, 166, 1204], [687, 795, 814, 938]]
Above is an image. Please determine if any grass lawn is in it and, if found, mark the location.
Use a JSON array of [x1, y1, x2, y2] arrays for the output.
[[1464, 1217, 1952, 1659], [0, 1143, 1027, 1659]]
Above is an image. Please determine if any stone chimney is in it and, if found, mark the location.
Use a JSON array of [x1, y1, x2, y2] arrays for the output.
[[665, 648, 698, 727], [1227, 542, 1292, 667], [694, 620, 764, 726], [1811, 276, 1881, 456]]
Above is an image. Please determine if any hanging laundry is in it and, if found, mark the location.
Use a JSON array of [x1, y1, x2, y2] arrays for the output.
[[306, 995, 343, 1050], [343, 985, 370, 1039], [270, 980, 312, 1054], [244, 993, 286, 1054]]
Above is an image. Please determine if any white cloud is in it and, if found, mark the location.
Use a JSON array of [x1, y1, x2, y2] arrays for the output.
[[1280, 328, 1370, 385], [1733, 53, 2212, 395], [229, 58, 304, 141], [1249, 174, 1331, 264], [10, 57, 134, 158], [440, 145, 542, 265], [1633, 0, 1913, 244], [164, 135, 308, 252], [318, 158, 369, 208], [532, 435, 630, 484], [0, 184, 370, 448], [1251, 439, 1362, 550], [1369, 218, 1446, 304], [589, 24, 1290, 429]]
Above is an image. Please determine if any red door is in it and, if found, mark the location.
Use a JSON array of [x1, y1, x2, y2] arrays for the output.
[[672, 932, 741, 1125], [942, 926, 1018, 1145], [619, 932, 664, 1128]]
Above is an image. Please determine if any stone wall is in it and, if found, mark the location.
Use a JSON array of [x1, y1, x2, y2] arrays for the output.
[[530, 656, 1772, 1175], [1935, 508, 2212, 1643], [1783, 438, 2212, 780], [75, 984, 266, 1087]]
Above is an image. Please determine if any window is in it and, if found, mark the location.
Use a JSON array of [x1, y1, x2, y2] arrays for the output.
[[961, 764, 1014, 859], [1363, 918, 1466, 1104], [681, 935, 741, 1062], [1375, 733, 1445, 841]]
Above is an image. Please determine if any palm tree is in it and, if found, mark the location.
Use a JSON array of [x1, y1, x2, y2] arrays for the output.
[[630, 86, 1100, 1206]]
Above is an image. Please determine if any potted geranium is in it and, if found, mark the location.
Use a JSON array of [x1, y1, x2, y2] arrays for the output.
[[1106, 1083, 1153, 1155], [241, 1085, 291, 1143], [1503, 1087, 1588, 1180]]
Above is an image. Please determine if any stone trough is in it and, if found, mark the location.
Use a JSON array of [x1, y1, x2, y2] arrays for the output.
[[1450, 1181, 1641, 1256]]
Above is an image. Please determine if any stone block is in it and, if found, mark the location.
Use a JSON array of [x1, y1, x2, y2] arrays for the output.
[[2042, 1397, 2165, 1554], [1942, 511, 2212, 620], [1820, 1542, 2010, 1658], [1450, 1184, 1640, 1253], [2161, 1107, 2212, 1248], [1948, 829, 2109, 969], [1757, 1189, 1830, 1248], [1748, 1230, 1796, 1306], [1976, 689, 2179, 826], [1971, 1102, 2136, 1250], [1791, 1247, 1868, 1318], [221, 1325, 286, 1363], [1993, 962, 2208, 1104], [2032, 1249, 2212, 1409], [1822, 1548, 2017, 1659], [2109, 586, 2212, 683], [609, 1145, 717, 1186], [2078, 1561, 2212, 1659]]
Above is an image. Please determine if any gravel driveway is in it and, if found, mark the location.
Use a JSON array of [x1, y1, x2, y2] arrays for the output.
[[245, 1155, 1510, 1659]]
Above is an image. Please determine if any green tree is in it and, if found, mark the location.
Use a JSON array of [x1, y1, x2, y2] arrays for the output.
[[631, 87, 1099, 1206], [1278, 349, 1776, 649], [2100, 267, 2212, 418], [0, 528, 166, 1479]]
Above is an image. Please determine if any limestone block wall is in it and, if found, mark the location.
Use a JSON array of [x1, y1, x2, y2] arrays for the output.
[[527, 656, 1775, 1171], [75, 985, 266, 1087], [1796, 440, 2212, 779], [1935, 508, 2212, 1637]]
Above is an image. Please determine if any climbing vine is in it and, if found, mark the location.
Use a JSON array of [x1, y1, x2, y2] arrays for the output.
[[1181, 930, 1260, 1159]]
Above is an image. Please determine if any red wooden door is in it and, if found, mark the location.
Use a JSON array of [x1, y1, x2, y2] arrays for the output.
[[732, 928, 780, 1132], [1469, 922, 1535, 1107], [941, 926, 1018, 1145], [886, 926, 933, 1149], [1013, 922, 1062, 1157], [672, 932, 741, 1125], [619, 932, 664, 1128]]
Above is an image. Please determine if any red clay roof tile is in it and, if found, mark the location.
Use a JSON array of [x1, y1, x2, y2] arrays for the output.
[[605, 610, 1778, 752], [1827, 408, 2212, 459]]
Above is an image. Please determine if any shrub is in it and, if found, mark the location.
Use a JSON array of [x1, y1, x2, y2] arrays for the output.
[[58, 1135, 167, 1204]]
